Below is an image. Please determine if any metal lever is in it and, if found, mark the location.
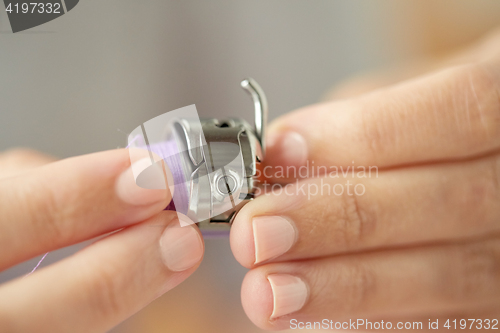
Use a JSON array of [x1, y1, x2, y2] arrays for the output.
[[241, 78, 268, 158]]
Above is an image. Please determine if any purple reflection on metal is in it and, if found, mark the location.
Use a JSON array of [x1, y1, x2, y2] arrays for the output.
[[146, 139, 189, 215], [129, 137, 227, 237]]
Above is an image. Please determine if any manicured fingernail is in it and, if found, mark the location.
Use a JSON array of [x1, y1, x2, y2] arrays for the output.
[[253, 216, 296, 264], [160, 223, 203, 272], [268, 131, 308, 167], [115, 157, 169, 206], [268, 274, 308, 319]]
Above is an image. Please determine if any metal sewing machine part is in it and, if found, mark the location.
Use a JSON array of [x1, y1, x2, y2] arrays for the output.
[[127, 78, 267, 236]]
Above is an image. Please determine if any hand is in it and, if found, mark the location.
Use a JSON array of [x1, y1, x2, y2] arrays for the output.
[[0, 149, 204, 332], [230, 30, 500, 330]]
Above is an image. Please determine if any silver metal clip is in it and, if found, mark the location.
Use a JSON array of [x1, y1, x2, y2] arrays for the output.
[[241, 78, 268, 159], [127, 78, 268, 236], [171, 78, 268, 235]]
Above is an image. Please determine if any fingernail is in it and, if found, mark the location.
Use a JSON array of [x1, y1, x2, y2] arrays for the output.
[[160, 223, 203, 272], [267, 131, 308, 167], [268, 274, 308, 319], [115, 157, 169, 206], [253, 216, 296, 264]]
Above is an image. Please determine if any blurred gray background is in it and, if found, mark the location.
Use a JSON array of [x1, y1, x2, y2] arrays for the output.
[[1, 1, 499, 332]]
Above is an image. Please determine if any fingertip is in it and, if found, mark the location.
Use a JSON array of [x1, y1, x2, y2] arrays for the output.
[[264, 131, 308, 171], [159, 215, 204, 272], [230, 192, 303, 268], [141, 211, 205, 297], [241, 269, 276, 330], [230, 206, 256, 269], [115, 158, 172, 207], [242, 268, 301, 331]]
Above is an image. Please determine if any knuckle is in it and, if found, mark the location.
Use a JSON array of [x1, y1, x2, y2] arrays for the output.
[[443, 241, 500, 301], [452, 64, 500, 148], [479, 28, 500, 55], [0, 148, 55, 177], [85, 263, 126, 319], [29, 179, 66, 242], [338, 261, 377, 311], [1, 148, 38, 162], [459, 242, 500, 298], [358, 107, 387, 163], [338, 190, 375, 249], [492, 155, 500, 198], [23, 176, 75, 245], [479, 156, 500, 221], [457, 156, 500, 228]]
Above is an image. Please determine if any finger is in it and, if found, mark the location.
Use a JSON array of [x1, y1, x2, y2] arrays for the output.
[[231, 154, 500, 267], [324, 59, 441, 101], [324, 28, 500, 100], [0, 149, 171, 270], [0, 148, 56, 179], [240, 237, 500, 330], [0, 211, 204, 333], [265, 60, 500, 179]]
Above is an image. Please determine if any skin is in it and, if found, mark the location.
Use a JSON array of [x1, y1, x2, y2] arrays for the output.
[[0, 149, 204, 333], [1, 29, 499, 332], [231, 29, 500, 330]]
